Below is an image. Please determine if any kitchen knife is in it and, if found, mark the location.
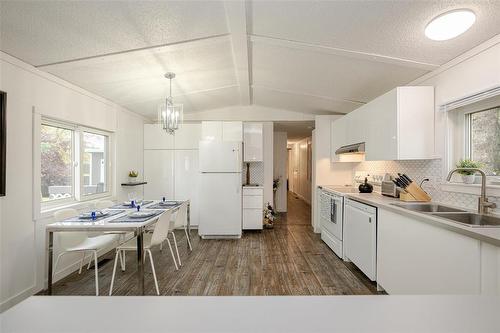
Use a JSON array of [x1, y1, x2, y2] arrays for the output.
[[402, 174, 413, 183], [396, 177, 408, 188]]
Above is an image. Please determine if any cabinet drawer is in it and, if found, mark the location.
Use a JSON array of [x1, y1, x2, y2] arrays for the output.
[[243, 209, 263, 230], [243, 195, 263, 209], [242, 188, 263, 196]]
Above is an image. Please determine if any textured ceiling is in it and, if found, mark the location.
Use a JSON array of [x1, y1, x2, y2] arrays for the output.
[[1, 1, 499, 119]]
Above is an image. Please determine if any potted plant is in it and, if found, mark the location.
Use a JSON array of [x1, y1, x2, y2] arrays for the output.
[[128, 170, 139, 183], [263, 202, 276, 228], [456, 159, 482, 184]]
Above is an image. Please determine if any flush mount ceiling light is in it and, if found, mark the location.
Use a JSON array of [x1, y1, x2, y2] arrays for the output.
[[158, 72, 183, 135], [425, 9, 476, 41]]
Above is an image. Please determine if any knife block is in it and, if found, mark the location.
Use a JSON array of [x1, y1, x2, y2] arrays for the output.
[[400, 183, 432, 202]]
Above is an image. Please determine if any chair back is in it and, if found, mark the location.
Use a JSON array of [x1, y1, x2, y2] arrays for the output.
[[54, 208, 78, 221], [150, 210, 173, 247], [173, 202, 188, 228], [95, 199, 114, 210]]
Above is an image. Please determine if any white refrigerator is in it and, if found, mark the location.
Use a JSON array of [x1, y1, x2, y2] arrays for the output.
[[198, 140, 242, 238]]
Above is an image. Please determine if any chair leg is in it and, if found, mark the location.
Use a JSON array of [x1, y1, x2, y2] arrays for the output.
[[159, 241, 163, 251], [121, 251, 126, 271], [93, 251, 99, 296], [109, 250, 120, 296], [165, 238, 179, 270], [147, 249, 160, 296], [87, 253, 93, 270], [184, 227, 192, 251], [78, 251, 86, 274], [53, 253, 64, 279], [171, 231, 181, 267]]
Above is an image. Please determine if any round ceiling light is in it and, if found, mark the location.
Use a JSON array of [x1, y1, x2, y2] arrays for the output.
[[425, 9, 476, 41]]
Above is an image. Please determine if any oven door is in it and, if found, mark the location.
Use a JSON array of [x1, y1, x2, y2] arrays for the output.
[[320, 192, 343, 240]]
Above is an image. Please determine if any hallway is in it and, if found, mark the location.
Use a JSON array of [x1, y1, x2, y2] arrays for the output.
[[277, 191, 312, 226]]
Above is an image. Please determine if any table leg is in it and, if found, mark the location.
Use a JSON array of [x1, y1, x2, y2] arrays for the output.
[[136, 227, 145, 295], [187, 202, 192, 251], [47, 231, 54, 295]]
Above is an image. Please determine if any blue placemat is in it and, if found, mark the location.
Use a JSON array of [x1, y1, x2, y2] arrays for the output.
[[62, 210, 125, 222], [110, 200, 153, 209], [147, 201, 183, 210], [108, 210, 164, 223]]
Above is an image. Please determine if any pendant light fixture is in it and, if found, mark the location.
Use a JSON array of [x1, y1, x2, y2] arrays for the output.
[[158, 72, 183, 134]]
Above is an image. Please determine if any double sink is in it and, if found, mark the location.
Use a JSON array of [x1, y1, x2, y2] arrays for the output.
[[391, 203, 500, 227]]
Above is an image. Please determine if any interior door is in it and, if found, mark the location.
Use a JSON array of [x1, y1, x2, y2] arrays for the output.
[[144, 150, 174, 200]]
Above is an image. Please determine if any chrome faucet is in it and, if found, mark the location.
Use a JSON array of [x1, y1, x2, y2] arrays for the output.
[[446, 168, 497, 214]]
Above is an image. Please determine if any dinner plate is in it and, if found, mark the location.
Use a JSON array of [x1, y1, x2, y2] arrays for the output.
[[79, 211, 108, 219], [129, 211, 156, 218]]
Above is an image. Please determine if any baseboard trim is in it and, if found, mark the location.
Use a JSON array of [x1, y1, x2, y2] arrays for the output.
[[0, 285, 35, 313]]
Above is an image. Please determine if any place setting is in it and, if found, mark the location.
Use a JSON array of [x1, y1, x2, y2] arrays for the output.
[[59, 209, 125, 223]]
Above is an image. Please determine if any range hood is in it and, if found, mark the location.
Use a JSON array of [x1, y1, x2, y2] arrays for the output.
[[335, 142, 365, 155]]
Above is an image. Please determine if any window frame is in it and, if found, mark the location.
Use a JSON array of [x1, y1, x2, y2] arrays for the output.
[[40, 118, 113, 211]]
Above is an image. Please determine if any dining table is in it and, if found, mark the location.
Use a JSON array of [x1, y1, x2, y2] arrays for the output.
[[44, 200, 191, 296]]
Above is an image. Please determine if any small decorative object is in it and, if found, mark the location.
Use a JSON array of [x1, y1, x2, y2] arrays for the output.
[[130, 200, 135, 208], [264, 202, 276, 228], [273, 177, 281, 208], [91, 211, 96, 221], [456, 159, 482, 184], [358, 177, 374, 193], [136, 205, 141, 212], [162, 196, 166, 202], [128, 170, 139, 183]]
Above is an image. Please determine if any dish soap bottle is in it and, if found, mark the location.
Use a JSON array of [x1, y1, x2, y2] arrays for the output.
[[358, 177, 373, 193]]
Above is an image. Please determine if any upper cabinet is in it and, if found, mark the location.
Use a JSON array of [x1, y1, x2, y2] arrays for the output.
[[144, 123, 201, 150], [331, 86, 435, 161], [201, 121, 243, 142], [144, 124, 174, 149], [243, 122, 263, 162]]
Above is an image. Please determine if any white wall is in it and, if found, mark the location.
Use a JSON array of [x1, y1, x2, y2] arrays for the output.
[[263, 122, 274, 206], [0, 52, 144, 311], [273, 131, 287, 212]]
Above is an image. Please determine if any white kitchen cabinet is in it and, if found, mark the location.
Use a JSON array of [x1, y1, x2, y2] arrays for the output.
[[201, 121, 243, 142], [377, 208, 481, 294], [174, 123, 201, 149], [243, 122, 263, 162], [174, 150, 199, 226], [330, 86, 434, 161], [243, 187, 263, 230], [223, 121, 243, 141], [144, 124, 174, 149], [201, 121, 223, 141], [144, 150, 175, 200]]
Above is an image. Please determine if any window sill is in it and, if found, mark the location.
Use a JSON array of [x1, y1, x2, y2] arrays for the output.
[[440, 183, 500, 197], [39, 195, 114, 220]]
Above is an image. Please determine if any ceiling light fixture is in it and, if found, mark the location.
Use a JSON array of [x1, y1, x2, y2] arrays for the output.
[[425, 9, 476, 41], [158, 72, 183, 135]]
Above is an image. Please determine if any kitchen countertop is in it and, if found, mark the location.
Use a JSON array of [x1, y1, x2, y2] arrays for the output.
[[2, 296, 499, 333], [321, 185, 500, 246]]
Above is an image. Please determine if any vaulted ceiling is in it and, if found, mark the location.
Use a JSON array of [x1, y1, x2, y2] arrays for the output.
[[1, 1, 499, 120]]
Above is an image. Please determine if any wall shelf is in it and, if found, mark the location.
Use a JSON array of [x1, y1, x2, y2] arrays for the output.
[[121, 182, 147, 186]]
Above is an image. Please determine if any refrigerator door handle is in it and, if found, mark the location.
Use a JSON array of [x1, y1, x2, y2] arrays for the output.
[[233, 147, 240, 170]]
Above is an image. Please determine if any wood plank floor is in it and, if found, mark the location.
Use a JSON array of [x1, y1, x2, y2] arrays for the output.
[[48, 192, 379, 296]]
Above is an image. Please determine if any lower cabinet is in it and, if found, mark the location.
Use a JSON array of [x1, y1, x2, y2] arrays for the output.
[[377, 209, 481, 294], [243, 187, 263, 230]]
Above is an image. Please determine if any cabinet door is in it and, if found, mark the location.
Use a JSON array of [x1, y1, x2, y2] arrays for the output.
[[365, 89, 398, 161], [174, 150, 199, 226], [243, 122, 263, 162], [144, 150, 174, 200], [243, 209, 263, 230], [377, 209, 480, 294], [201, 121, 223, 141], [223, 121, 243, 141], [174, 123, 201, 149], [144, 124, 174, 149]]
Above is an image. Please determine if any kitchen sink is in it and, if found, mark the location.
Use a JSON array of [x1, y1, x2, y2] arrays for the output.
[[391, 203, 467, 213], [429, 212, 500, 227]]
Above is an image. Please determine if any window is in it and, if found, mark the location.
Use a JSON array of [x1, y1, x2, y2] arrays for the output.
[[465, 107, 500, 176], [40, 119, 111, 206], [41, 124, 74, 202]]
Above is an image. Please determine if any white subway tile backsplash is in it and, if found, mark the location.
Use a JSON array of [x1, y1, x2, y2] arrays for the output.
[[354, 159, 499, 213]]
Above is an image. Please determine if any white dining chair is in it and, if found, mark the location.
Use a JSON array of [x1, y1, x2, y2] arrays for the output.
[[95, 199, 114, 210], [167, 202, 190, 267], [53, 208, 120, 296], [109, 210, 173, 296]]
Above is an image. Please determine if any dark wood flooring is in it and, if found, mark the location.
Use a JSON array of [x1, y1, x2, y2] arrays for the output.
[[48, 192, 378, 296]]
